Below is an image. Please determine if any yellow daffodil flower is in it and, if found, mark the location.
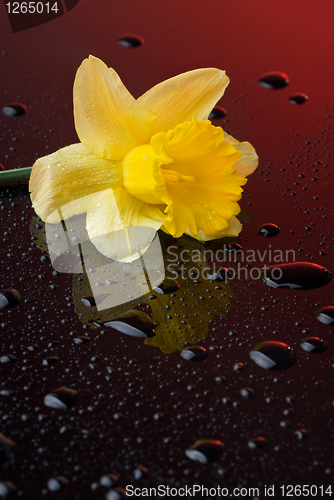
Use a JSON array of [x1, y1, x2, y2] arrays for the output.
[[29, 56, 258, 262]]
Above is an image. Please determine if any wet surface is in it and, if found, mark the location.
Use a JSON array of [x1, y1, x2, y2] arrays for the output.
[[1, 0, 334, 498]]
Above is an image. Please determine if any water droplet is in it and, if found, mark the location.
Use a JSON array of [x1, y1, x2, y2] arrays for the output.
[[249, 341, 295, 370], [185, 439, 224, 463], [153, 280, 180, 294], [207, 267, 232, 281], [103, 310, 156, 338], [315, 306, 334, 326], [0, 481, 17, 498], [289, 93, 308, 105], [300, 337, 327, 353], [117, 35, 144, 48], [261, 262, 331, 290], [0, 355, 16, 364], [209, 106, 227, 119], [100, 474, 119, 488], [294, 428, 309, 440], [258, 71, 289, 89], [44, 386, 78, 409], [47, 476, 69, 492], [180, 346, 208, 361], [248, 436, 267, 449], [133, 465, 148, 480], [0, 433, 15, 464], [257, 223, 280, 237], [105, 489, 128, 500], [42, 356, 59, 365], [233, 362, 245, 372], [2, 103, 27, 117], [240, 387, 255, 399], [0, 289, 21, 308], [74, 336, 90, 344]]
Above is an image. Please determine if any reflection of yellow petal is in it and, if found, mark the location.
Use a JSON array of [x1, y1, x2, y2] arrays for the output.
[[74, 56, 155, 160], [138, 68, 229, 135], [29, 143, 122, 223], [185, 215, 242, 241], [86, 187, 164, 262], [223, 131, 259, 177]]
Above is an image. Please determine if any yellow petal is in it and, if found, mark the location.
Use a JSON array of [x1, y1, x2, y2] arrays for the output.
[[138, 68, 229, 134], [185, 215, 242, 241], [223, 131, 259, 177], [74, 56, 155, 160], [29, 143, 122, 223], [86, 187, 165, 262]]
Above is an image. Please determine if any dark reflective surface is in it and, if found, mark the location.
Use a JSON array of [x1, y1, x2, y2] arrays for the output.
[[1, 0, 334, 497]]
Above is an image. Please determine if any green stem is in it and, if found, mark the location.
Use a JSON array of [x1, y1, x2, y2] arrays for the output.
[[0, 167, 32, 185]]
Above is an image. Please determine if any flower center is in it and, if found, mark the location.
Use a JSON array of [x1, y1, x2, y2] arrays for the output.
[[162, 168, 195, 184]]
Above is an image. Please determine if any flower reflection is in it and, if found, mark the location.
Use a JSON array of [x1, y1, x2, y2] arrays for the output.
[[30, 216, 237, 353]]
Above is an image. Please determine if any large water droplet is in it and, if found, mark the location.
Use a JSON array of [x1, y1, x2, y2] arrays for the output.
[[257, 223, 280, 237], [258, 71, 289, 89], [249, 341, 295, 370], [0, 289, 21, 308], [289, 93, 308, 104], [0, 481, 17, 498], [2, 103, 27, 117], [0, 433, 15, 464], [117, 35, 144, 48], [180, 346, 208, 361], [209, 106, 227, 119], [261, 262, 331, 290], [44, 386, 78, 409], [300, 337, 327, 353], [185, 439, 224, 463], [103, 310, 156, 338], [316, 306, 334, 326]]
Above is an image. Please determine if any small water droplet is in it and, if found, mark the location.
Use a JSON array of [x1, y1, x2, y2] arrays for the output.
[[42, 356, 59, 365], [294, 428, 309, 440], [261, 262, 331, 290], [257, 223, 280, 237], [0, 289, 21, 308], [44, 386, 78, 409], [207, 267, 232, 281], [100, 474, 119, 488], [117, 35, 144, 48], [153, 280, 180, 294], [209, 106, 227, 119], [47, 476, 69, 492], [103, 310, 156, 338], [258, 71, 289, 89], [2, 103, 27, 117], [315, 306, 334, 326], [133, 465, 148, 480], [180, 346, 208, 361], [247, 436, 267, 449], [289, 93, 308, 105], [74, 336, 90, 344], [105, 488, 128, 500], [185, 439, 224, 463], [300, 337, 327, 353], [233, 362, 245, 372], [240, 387, 255, 399], [249, 341, 295, 370]]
